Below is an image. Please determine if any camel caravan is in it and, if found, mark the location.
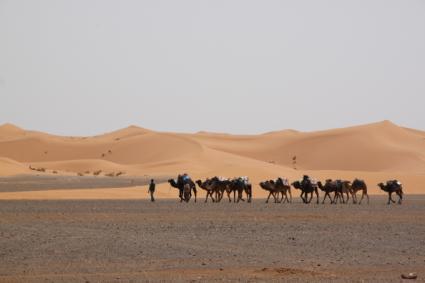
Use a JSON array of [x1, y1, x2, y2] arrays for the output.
[[167, 174, 404, 205]]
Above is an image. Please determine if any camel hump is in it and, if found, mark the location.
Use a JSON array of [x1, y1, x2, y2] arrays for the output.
[[277, 178, 289, 186]]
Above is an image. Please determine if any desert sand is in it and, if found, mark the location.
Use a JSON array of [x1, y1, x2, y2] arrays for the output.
[[0, 120, 424, 199]]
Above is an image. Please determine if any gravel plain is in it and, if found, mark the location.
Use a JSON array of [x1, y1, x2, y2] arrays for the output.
[[0, 196, 424, 282]]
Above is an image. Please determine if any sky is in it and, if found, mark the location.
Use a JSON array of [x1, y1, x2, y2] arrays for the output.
[[0, 0, 424, 135]]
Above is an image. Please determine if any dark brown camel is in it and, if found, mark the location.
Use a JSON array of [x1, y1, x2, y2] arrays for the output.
[[195, 179, 217, 203], [275, 178, 292, 203], [259, 180, 279, 203], [378, 180, 403, 205], [260, 178, 292, 204], [168, 178, 183, 201], [208, 177, 232, 202], [351, 179, 369, 204], [167, 174, 197, 202], [317, 179, 337, 204], [333, 180, 351, 204], [228, 177, 251, 203], [291, 175, 319, 204]]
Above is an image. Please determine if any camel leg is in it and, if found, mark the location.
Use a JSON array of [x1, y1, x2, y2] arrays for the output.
[[397, 191, 403, 204], [300, 192, 305, 203], [389, 192, 396, 203], [247, 187, 252, 203], [387, 193, 392, 205], [315, 189, 319, 204], [236, 190, 242, 203], [322, 193, 328, 204], [213, 190, 218, 202], [220, 189, 225, 202], [213, 191, 218, 203], [238, 190, 245, 202], [358, 192, 364, 205], [179, 190, 183, 202], [193, 188, 197, 203], [345, 192, 349, 204], [307, 192, 313, 204], [337, 193, 342, 204], [302, 192, 308, 203], [288, 189, 292, 203], [333, 193, 338, 204], [329, 193, 334, 204], [266, 192, 272, 203], [272, 192, 278, 203]]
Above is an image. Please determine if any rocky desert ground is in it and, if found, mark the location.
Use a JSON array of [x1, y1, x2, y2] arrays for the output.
[[1, 197, 424, 282]]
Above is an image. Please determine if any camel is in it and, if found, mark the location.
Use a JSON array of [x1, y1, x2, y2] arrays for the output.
[[229, 177, 252, 203], [275, 178, 292, 203], [195, 179, 218, 203], [168, 178, 184, 201], [351, 179, 369, 204], [291, 175, 319, 204], [317, 179, 337, 204], [208, 177, 232, 202], [259, 178, 292, 204], [318, 179, 350, 204], [259, 180, 279, 203], [168, 174, 197, 202], [378, 180, 403, 205], [238, 176, 252, 203], [333, 180, 351, 204], [244, 183, 253, 203]]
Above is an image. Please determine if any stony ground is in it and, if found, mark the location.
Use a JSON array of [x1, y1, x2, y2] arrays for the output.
[[0, 175, 170, 192], [0, 197, 424, 282]]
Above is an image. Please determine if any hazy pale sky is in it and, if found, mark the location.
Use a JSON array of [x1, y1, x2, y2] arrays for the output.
[[1, 0, 424, 135]]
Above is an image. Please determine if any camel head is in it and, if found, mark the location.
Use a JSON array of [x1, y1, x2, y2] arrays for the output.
[[291, 181, 301, 189], [377, 182, 387, 191], [195, 180, 205, 188], [259, 182, 269, 190], [168, 179, 179, 188]]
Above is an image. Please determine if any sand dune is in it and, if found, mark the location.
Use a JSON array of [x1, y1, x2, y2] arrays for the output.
[[1, 120, 424, 198], [0, 157, 33, 176]]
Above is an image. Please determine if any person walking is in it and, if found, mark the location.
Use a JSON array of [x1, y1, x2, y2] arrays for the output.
[[148, 179, 156, 202]]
